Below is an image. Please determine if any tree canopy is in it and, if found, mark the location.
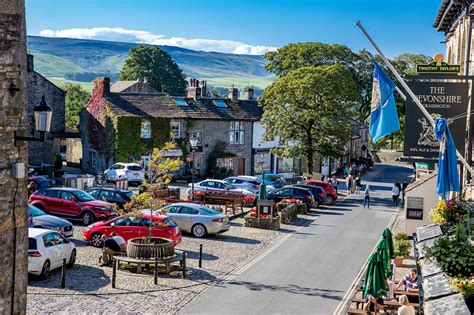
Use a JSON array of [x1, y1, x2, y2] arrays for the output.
[[261, 64, 359, 173], [120, 45, 187, 95], [62, 83, 90, 131]]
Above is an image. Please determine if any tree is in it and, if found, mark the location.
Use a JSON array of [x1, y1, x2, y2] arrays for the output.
[[260, 65, 359, 173], [120, 45, 187, 95], [62, 83, 90, 131]]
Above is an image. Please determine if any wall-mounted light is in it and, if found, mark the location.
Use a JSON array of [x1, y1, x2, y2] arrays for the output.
[[15, 95, 53, 146]]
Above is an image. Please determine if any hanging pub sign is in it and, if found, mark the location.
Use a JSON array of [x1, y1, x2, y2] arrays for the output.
[[416, 54, 460, 74], [403, 81, 468, 158]]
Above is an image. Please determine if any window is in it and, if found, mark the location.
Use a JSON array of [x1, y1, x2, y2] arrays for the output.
[[141, 120, 152, 139], [87, 189, 98, 198], [29, 238, 37, 250], [60, 191, 75, 200], [90, 151, 96, 168], [174, 98, 188, 107], [44, 190, 59, 198], [229, 121, 245, 145], [217, 157, 234, 170], [213, 100, 228, 108], [43, 233, 57, 247], [171, 121, 181, 139], [166, 206, 180, 213], [179, 207, 199, 215], [254, 152, 271, 174]]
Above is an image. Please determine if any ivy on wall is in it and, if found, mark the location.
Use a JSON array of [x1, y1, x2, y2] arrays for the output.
[[115, 116, 171, 162]]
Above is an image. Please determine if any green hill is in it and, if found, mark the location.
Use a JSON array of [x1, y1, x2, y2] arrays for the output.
[[27, 36, 274, 93]]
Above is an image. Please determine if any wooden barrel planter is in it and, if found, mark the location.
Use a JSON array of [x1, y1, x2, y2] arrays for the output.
[[126, 237, 175, 259]]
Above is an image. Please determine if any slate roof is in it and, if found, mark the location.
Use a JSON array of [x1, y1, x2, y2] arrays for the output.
[[105, 92, 263, 121], [110, 81, 139, 93], [433, 0, 470, 33]]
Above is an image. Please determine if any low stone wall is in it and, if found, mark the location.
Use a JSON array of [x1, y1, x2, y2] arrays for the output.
[[244, 216, 280, 230], [281, 204, 297, 224]]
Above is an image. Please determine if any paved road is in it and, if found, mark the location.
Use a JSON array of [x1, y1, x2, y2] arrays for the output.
[[181, 163, 413, 315]]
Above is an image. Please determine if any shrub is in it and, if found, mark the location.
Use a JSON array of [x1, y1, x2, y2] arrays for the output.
[[394, 239, 410, 259], [53, 153, 62, 170], [452, 277, 474, 297], [394, 232, 409, 242]]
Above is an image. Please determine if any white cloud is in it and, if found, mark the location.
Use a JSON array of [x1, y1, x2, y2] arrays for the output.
[[38, 27, 277, 55]]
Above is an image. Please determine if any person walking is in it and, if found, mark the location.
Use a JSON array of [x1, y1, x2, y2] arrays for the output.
[[331, 175, 338, 194], [345, 174, 352, 194], [401, 180, 408, 202], [355, 176, 362, 194], [363, 185, 370, 208], [392, 183, 400, 206]]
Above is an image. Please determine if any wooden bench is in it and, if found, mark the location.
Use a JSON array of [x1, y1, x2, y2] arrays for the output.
[[114, 252, 185, 276], [201, 190, 245, 215]]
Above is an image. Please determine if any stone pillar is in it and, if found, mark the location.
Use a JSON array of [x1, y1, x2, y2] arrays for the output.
[[0, 0, 29, 314]]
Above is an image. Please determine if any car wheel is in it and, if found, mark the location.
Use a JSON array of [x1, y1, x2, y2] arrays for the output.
[[67, 249, 76, 268], [90, 232, 103, 247], [39, 260, 50, 280], [315, 200, 320, 208], [192, 224, 207, 238], [326, 196, 335, 204], [81, 211, 95, 226]]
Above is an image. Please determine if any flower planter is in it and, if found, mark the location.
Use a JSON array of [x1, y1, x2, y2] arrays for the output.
[[280, 204, 298, 224], [394, 257, 404, 267], [126, 237, 175, 259], [244, 216, 280, 230]]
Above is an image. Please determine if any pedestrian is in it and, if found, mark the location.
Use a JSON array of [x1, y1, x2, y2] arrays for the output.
[[331, 175, 338, 194], [345, 175, 352, 194], [397, 295, 415, 315], [363, 185, 370, 208], [392, 183, 400, 206], [355, 176, 362, 194], [401, 180, 408, 202], [343, 164, 349, 176]]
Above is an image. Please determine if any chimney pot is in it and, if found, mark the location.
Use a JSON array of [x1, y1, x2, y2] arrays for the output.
[[243, 87, 254, 100], [228, 87, 238, 102]]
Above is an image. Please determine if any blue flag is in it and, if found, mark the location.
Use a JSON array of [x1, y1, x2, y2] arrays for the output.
[[369, 60, 400, 143], [435, 118, 459, 200]]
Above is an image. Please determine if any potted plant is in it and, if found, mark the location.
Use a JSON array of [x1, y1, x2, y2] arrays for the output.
[[394, 232, 410, 267]]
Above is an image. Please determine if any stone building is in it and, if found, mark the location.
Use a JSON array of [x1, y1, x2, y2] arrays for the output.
[[26, 54, 66, 165], [80, 78, 262, 177], [110, 77, 158, 94], [0, 0, 29, 313]]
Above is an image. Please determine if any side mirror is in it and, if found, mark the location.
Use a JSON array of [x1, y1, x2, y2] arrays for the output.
[[64, 238, 70, 243]]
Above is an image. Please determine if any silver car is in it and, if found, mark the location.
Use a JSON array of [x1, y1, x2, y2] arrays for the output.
[[159, 203, 230, 238]]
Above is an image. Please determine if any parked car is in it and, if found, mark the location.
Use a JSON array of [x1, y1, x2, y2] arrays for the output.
[[28, 204, 74, 238], [104, 163, 145, 184], [86, 187, 133, 208], [258, 173, 286, 189], [28, 228, 76, 279], [224, 176, 275, 194], [186, 179, 256, 201], [154, 203, 230, 238], [28, 176, 54, 190], [29, 188, 116, 226], [305, 179, 338, 204], [289, 185, 326, 207], [267, 186, 315, 209], [82, 214, 182, 247]]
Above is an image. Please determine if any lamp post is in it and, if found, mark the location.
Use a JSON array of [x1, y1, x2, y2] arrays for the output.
[[189, 136, 198, 201], [15, 94, 53, 146]]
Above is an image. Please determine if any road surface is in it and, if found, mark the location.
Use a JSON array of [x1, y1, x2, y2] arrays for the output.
[[181, 163, 412, 315]]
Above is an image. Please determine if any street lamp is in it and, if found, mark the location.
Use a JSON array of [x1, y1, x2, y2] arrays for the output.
[[15, 95, 53, 146], [189, 136, 198, 201]]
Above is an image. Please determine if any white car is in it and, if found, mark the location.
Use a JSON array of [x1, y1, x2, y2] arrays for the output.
[[224, 176, 276, 194], [104, 163, 145, 183], [28, 228, 76, 279], [186, 179, 256, 199]]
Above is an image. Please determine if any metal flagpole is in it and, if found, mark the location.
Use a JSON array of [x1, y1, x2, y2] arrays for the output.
[[356, 20, 474, 177]]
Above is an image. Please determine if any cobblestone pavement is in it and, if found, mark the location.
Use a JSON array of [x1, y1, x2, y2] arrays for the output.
[[26, 215, 312, 314]]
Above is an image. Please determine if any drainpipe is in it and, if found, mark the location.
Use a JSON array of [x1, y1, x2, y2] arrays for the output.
[[464, 13, 473, 189]]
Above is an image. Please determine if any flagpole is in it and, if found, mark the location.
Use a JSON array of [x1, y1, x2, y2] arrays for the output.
[[356, 20, 474, 177]]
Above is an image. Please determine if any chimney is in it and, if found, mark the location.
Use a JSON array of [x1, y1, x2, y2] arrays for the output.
[[92, 77, 110, 98], [200, 80, 207, 98], [228, 87, 238, 102], [187, 78, 201, 99], [243, 87, 254, 100], [27, 54, 34, 72]]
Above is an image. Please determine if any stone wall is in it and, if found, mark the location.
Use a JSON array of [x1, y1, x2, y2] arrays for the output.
[[26, 56, 65, 164], [0, 1, 29, 313], [66, 138, 82, 164]]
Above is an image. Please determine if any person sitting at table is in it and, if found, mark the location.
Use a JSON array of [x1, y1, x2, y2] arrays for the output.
[[363, 295, 384, 312], [101, 234, 122, 266], [111, 232, 127, 252], [396, 268, 419, 293], [397, 295, 415, 315]]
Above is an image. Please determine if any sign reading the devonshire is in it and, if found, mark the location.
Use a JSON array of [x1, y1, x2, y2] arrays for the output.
[[403, 82, 468, 158]]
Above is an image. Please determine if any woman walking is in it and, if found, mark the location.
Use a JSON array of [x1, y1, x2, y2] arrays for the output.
[[363, 185, 370, 208], [392, 183, 400, 206], [355, 176, 362, 194]]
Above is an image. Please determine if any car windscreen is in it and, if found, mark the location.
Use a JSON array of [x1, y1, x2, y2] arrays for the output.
[[28, 205, 46, 217], [127, 165, 142, 171], [73, 190, 95, 202], [29, 238, 37, 250], [200, 207, 222, 215], [124, 191, 133, 200], [163, 217, 177, 227], [224, 183, 236, 190]]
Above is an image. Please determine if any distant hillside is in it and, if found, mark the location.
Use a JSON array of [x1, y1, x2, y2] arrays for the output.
[[27, 36, 274, 93]]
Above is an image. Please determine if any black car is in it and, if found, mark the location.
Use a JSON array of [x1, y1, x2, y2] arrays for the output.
[[267, 186, 315, 210], [289, 185, 326, 207], [27, 204, 74, 237], [86, 187, 133, 207]]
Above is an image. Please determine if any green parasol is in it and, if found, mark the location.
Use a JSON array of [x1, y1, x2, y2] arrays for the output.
[[258, 171, 267, 200], [363, 251, 388, 299], [376, 239, 392, 278], [381, 228, 395, 259]]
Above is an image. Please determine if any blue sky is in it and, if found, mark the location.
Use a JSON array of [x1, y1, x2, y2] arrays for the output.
[[26, 0, 445, 57]]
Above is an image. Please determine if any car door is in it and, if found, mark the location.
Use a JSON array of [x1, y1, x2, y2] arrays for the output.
[[42, 232, 61, 269], [51, 232, 71, 265], [59, 190, 82, 217], [161, 205, 182, 224], [43, 189, 61, 214], [106, 165, 118, 181], [177, 206, 198, 232], [111, 217, 135, 241]]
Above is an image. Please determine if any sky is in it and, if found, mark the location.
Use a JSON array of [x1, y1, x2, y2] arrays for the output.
[[26, 0, 446, 57]]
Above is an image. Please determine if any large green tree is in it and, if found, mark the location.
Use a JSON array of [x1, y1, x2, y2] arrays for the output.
[[261, 65, 359, 173], [62, 83, 90, 131], [120, 45, 187, 95]]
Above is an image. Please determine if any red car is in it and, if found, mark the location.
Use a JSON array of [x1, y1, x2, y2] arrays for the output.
[[29, 188, 115, 226], [305, 180, 337, 204], [82, 214, 182, 247]]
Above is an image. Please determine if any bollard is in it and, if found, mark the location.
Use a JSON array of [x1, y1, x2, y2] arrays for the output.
[[61, 258, 66, 288], [182, 251, 187, 279], [112, 259, 117, 288], [154, 256, 158, 285], [199, 244, 203, 268]]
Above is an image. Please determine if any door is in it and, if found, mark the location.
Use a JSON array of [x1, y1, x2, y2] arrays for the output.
[[59, 190, 81, 217], [106, 164, 119, 181], [43, 190, 61, 214], [51, 232, 71, 265], [162, 205, 184, 229], [42, 232, 61, 269], [237, 158, 245, 175], [178, 206, 199, 232], [112, 216, 142, 241]]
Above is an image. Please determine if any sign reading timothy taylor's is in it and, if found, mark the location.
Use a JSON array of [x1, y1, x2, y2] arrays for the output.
[[404, 81, 468, 158]]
